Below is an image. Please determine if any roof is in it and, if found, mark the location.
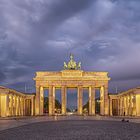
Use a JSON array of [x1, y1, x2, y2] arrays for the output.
[[0, 86, 34, 96]]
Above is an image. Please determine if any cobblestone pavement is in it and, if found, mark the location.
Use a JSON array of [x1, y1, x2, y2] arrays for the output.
[[0, 115, 140, 131], [0, 120, 140, 140]]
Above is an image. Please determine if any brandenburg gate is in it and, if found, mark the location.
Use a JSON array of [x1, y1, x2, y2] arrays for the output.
[[34, 54, 110, 116]]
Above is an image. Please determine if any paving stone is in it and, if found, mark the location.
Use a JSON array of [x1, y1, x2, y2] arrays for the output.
[[0, 120, 140, 140]]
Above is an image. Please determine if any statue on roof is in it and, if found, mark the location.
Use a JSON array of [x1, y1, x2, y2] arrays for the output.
[[63, 54, 81, 70]]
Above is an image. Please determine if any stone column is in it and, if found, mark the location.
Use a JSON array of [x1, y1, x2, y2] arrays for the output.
[[61, 86, 67, 115], [20, 97, 23, 116], [19, 97, 21, 115], [35, 86, 40, 115], [17, 96, 20, 116], [77, 86, 83, 115], [6, 95, 9, 117], [13, 96, 15, 116], [52, 86, 55, 115], [20, 97, 22, 116], [109, 98, 112, 116], [40, 87, 44, 115], [119, 97, 122, 116], [49, 86, 53, 115], [124, 96, 127, 116], [100, 85, 109, 115], [122, 97, 124, 115], [23, 97, 25, 116], [118, 98, 120, 116], [31, 96, 35, 116], [128, 96, 130, 115], [104, 85, 109, 115], [130, 95, 132, 116], [10, 95, 13, 116], [133, 96, 137, 116], [18, 97, 21, 116], [100, 86, 104, 115], [125, 95, 128, 116], [89, 86, 95, 115], [15, 96, 18, 116]]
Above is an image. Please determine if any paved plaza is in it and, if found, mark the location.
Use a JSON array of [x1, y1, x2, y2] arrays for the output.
[[0, 116, 140, 140]]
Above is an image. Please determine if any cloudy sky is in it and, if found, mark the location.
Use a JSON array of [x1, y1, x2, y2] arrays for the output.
[[0, 0, 140, 95]]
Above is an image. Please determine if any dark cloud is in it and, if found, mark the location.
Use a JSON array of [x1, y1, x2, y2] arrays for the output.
[[0, 0, 140, 93]]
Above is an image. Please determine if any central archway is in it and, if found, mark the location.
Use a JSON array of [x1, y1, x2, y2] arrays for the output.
[[67, 88, 77, 115]]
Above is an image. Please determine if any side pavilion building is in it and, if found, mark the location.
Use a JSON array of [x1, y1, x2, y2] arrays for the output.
[[0, 86, 35, 117]]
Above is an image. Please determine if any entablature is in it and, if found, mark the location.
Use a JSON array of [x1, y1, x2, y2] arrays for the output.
[[33, 70, 110, 81]]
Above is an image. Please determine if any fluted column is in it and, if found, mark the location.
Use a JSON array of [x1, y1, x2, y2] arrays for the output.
[[23, 97, 26, 116], [89, 86, 95, 115], [21, 97, 23, 116], [125, 96, 128, 115], [109, 98, 112, 116], [104, 85, 109, 115], [130, 95, 132, 116], [124, 96, 126, 116], [19, 97, 21, 116], [18, 97, 21, 116], [6, 95, 9, 117], [77, 86, 83, 115], [10, 95, 13, 116], [49, 86, 53, 115], [122, 97, 124, 115], [17, 96, 20, 116], [15, 96, 18, 116], [40, 87, 44, 115], [100, 86, 104, 115], [118, 98, 120, 116], [100, 85, 109, 115], [52, 86, 55, 115], [119, 97, 121, 115], [133, 96, 136, 116], [13, 96, 15, 116], [61, 86, 67, 115], [20, 97, 22, 116], [31, 96, 35, 116], [128, 96, 130, 116], [35, 86, 40, 115], [122, 96, 125, 116]]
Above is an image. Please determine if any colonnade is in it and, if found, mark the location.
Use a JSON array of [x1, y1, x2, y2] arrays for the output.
[[0, 94, 35, 117], [109, 94, 136, 116], [36, 85, 109, 116], [8, 95, 25, 116], [119, 95, 136, 116]]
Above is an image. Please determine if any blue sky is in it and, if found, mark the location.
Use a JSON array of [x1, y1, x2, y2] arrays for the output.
[[0, 0, 140, 96]]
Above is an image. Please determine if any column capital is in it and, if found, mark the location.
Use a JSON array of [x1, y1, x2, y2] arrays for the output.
[[61, 85, 66, 88], [89, 86, 95, 88], [36, 85, 40, 88], [78, 85, 83, 88], [40, 86, 44, 90], [49, 85, 54, 88]]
